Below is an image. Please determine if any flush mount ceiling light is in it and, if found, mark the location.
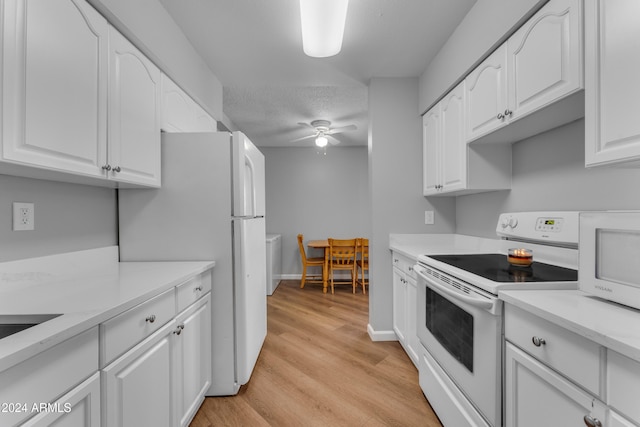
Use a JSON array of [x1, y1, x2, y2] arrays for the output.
[[315, 134, 328, 147], [299, 0, 349, 58]]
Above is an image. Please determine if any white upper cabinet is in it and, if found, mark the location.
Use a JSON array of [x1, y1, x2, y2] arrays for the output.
[[465, 45, 509, 142], [424, 81, 511, 197], [108, 28, 161, 187], [507, 0, 583, 121], [466, 0, 583, 144], [1, 0, 108, 178], [1, 0, 162, 187], [585, 0, 640, 167], [162, 74, 217, 133]]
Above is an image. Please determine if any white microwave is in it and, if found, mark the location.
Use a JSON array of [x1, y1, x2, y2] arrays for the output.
[[579, 211, 640, 310]]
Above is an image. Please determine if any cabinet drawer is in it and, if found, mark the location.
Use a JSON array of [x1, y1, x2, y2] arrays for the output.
[[100, 288, 175, 367], [504, 304, 602, 396], [608, 351, 640, 423], [0, 327, 98, 426], [392, 252, 417, 279], [176, 271, 211, 313]]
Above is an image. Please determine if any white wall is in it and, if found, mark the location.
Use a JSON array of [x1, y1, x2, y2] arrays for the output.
[[262, 146, 370, 278], [368, 78, 456, 336], [419, 0, 546, 114], [0, 176, 117, 262], [456, 119, 640, 236]]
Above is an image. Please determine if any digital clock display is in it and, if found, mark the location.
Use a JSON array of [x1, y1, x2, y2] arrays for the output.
[[544, 219, 555, 225]]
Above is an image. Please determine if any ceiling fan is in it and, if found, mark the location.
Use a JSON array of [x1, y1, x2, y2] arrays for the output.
[[292, 120, 357, 147]]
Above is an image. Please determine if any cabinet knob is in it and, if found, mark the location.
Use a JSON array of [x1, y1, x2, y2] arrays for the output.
[[173, 326, 182, 335], [102, 164, 111, 171], [504, 109, 513, 117], [583, 415, 602, 427], [532, 336, 546, 347], [112, 166, 122, 173], [145, 314, 156, 323], [194, 286, 203, 292], [497, 113, 504, 120]]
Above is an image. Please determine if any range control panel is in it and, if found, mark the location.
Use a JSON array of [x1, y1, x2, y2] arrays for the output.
[[496, 212, 579, 246]]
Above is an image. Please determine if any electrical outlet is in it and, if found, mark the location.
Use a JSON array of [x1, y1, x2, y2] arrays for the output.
[[13, 202, 34, 231], [424, 210, 434, 225]]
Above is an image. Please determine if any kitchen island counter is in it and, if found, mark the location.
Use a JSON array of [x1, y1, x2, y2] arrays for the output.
[[0, 246, 214, 372]]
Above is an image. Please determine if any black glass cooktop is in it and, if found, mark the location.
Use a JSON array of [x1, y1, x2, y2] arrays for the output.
[[428, 253, 578, 283]]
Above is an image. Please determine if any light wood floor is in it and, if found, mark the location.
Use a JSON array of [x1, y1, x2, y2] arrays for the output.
[[190, 280, 442, 426]]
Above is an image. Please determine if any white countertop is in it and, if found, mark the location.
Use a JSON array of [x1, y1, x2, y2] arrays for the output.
[[389, 233, 503, 261], [0, 246, 215, 372], [500, 289, 640, 364]]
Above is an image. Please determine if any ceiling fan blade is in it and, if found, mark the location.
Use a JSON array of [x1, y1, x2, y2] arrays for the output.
[[290, 134, 316, 143], [326, 124, 357, 135], [327, 134, 341, 145]]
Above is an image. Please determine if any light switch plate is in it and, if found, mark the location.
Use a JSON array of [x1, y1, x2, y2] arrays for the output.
[[13, 202, 34, 231], [425, 210, 434, 225]]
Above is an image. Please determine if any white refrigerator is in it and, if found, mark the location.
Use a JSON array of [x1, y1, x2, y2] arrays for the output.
[[118, 131, 267, 396]]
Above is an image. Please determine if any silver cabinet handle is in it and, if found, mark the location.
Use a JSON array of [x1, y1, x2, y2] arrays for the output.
[[583, 415, 602, 427], [178, 323, 185, 330], [145, 314, 156, 323], [112, 166, 121, 173], [532, 336, 546, 347], [102, 165, 111, 171], [497, 113, 504, 120], [173, 326, 182, 335], [408, 266, 413, 272], [504, 109, 513, 117], [394, 259, 399, 263], [194, 286, 203, 292]]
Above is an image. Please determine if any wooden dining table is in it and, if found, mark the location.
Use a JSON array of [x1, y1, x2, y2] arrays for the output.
[[307, 239, 368, 293]]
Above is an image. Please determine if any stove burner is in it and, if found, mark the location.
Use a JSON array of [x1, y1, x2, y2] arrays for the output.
[[428, 253, 577, 283]]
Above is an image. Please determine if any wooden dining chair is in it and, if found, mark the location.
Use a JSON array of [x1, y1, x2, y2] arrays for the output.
[[297, 234, 325, 289], [356, 238, 369, 294], [327, 238, 358, 294]]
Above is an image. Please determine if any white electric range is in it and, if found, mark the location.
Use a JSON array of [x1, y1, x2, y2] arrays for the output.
[[414, 212, 580, 427]]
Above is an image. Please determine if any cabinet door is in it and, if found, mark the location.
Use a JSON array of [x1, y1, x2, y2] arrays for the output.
[[405, 276, 419, 367], [392, 268, 407, 343], [505, 343, 596, 427], [422, 105, 440, 195], [103, 320, 176, 427], [174, 294, 212, 427], [466, 44, 508, 142], [508, 0, 582, 121], [440, 82, 466, 193], [1, 0, 108, 177], [22, 372, 101, 427], [161, 74, 196, 132], [194, 104, 217, 132], [585, 0, 640, 167], [108, 28, 161, 187]]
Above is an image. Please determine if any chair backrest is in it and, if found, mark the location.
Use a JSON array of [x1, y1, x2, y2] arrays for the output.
[[357, 238, 369, 260], [328, 238, 357, 266], [297, 234, 308, 263]]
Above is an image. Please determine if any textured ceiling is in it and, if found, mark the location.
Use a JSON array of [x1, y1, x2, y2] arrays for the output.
[[159, 0, 477, 147]]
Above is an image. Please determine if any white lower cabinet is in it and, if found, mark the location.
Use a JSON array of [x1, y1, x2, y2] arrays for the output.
[[22, 372, 101, 427], [174, 294, 212, 427], [504, 303, 640, 427], [391, 252, 418, 367], [0, 327, 99, 426]]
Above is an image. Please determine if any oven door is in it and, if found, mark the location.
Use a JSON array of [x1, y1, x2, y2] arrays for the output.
[[415, 264, 502, 427]]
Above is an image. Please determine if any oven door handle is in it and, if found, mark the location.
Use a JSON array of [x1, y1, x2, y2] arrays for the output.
[[416, 268, 495, 310]]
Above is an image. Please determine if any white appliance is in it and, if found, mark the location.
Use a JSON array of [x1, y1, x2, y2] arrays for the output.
[[415, 212, 580, 427], [118, 131, 267, 396], [580, 211, 640, 311], [266, 234, 282, 295]]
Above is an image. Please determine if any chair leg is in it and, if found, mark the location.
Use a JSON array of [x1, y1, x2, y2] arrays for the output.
[[351, 267, 356, 294], [300, 266, 307, 288]]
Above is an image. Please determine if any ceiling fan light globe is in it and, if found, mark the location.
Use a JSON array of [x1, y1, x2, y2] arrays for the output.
[[300, 0, 349, 58], [315, 136, 329, 147]]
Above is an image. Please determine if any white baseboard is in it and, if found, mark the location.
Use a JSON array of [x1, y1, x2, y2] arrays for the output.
[[367, 323, 398, 342]]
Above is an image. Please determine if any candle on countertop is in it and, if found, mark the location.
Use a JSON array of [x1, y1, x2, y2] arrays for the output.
[[508, 248, 533, 266]]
